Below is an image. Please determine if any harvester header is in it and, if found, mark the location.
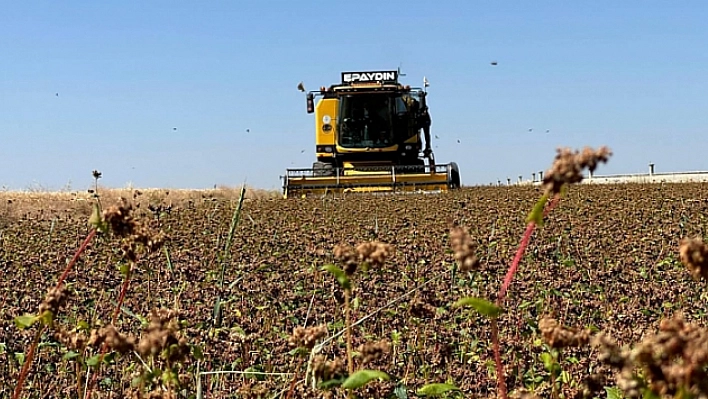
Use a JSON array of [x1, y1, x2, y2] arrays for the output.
[[283, 69, 460, 198]]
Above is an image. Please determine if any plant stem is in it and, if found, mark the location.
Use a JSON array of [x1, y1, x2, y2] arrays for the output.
[[491, 318, 506, 399], [285, 357, 304, 399], [492, 193, 561, 399], [84, 264, 134, 399], [57, 229, 97, 289], [12, 326, 46, 399], [13, 228, 97, 399], [76, 360, 83, 399], [344, 288, 353, 376]]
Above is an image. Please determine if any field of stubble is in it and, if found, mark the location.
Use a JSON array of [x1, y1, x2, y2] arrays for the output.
[[2, 183, 708, 399]]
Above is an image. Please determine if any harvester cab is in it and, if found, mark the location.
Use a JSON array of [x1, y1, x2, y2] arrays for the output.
[[283, 70, 460, 198]]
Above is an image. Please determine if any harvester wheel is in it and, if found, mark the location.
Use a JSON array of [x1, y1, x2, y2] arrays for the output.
[[450, 162, 461, 189]]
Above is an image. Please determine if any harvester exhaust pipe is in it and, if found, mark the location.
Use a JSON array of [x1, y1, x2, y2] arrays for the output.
[[419, 91, 434, 168]]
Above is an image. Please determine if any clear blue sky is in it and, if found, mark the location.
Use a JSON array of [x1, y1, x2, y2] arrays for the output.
[[3, 1, 708, 191]]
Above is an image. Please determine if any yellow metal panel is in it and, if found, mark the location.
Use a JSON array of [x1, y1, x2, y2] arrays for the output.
[[403, 135, 419, 144], [315, 98, 338, 148]]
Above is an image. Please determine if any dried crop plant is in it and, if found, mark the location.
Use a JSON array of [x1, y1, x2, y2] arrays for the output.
[[448, 146, 612, 399], [10, 171, 200, 399], [288, 241, 395, 397]]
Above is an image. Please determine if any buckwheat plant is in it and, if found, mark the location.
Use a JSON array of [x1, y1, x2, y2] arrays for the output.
[[449, 146, 612, 399], [314, 241, 395, 397]]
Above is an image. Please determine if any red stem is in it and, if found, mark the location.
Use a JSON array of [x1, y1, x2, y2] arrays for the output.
[[13, 228, 97, 399], [492, 193, 561, 399], [83, 266, 133, 399], [57, 229, 97, 289], [497, 222, 536, 303], [491, 318, 506, 399], [497, 194, 560, 304]]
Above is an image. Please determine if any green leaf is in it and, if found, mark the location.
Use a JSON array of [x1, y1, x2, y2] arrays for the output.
[[605, 386, 623, 399], [213, 297, 222, 327], [191, 344, 204, 361], [119, 263, 131, 276], [318, 377, 346, 390], [112, 302, 148, 327], [540, 352, 554, 369], [288, 347, 309, 357], [526, 193, 549, 226], [394, 384, 409, 399], [14, 352, 25, 365], [89, 203, 109, 233], [14, 314, 39, 329], [341, 369, 389, 390], [103, 351, 117, 364], [244, 365, 266, 381], [77, 320, 90, 331], [641, 389, 661, 399], [86, 354, 102, 367], [63, 351, 81, 361], [322, 264, 351, 290], [453, 297, 503, 318], [417, 383, 461, 396], [38, 310, 54, 326]]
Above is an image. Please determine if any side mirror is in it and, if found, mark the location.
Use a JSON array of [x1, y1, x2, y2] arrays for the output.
[[306, 93, 314, 114]]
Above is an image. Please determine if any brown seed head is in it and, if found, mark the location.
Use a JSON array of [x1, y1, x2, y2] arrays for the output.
[[38, 286, 69, 316], [591, 332, 629, 369], [449, 226, 479, 272], [542, 146, 612, 195], [356, 241, 394, 268], [608, 313, 708, 397], [88, 325, 136, 354], [679, 237, 708, 281], [288, 324, 327, 349], [358, 339, 391, 365], [103, 200, 167, 262], [136, 309, 189, 362], [539, 316, 591, 349], [312, 355, 345, 382], [53, 325, 88, 351], [334, 244, 359, 275]]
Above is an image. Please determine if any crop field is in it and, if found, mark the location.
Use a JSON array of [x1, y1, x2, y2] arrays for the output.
[[3, 151, 708, 399]]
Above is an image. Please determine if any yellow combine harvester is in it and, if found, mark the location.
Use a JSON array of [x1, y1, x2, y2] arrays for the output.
[[282, 70, 460, 198]]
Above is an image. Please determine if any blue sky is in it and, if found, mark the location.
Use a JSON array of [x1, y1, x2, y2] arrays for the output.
[[2, 1, 708, 191]]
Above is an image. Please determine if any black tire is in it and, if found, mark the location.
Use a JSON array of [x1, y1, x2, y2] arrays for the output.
[[449, 162, 461, 189]]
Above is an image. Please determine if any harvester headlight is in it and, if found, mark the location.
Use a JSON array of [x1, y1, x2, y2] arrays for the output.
[[325, 146, 333, 153], [405, 145, 412, 150], [401, 152, 406, 157]]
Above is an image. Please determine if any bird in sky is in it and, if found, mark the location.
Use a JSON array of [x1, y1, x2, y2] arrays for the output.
[[173, 127, 177, 131], [246, 129, 250, 133], [297, 82, 306, 92], [491, 61, 498, 66], [457, 139, 461, 143]]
